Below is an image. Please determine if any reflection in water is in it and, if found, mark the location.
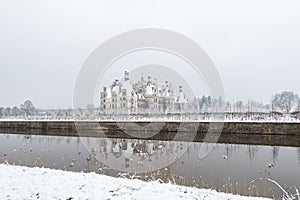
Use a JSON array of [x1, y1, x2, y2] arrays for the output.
[[247, 146, 259, 161], [272, 147, 279, 164], [85, 137, 189, 174], [298, 148, 300, 165], [0, 133, 299, 199]]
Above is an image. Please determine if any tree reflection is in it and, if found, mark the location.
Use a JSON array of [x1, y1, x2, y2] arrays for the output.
[[272, 146, 279, 164], [247, 146, 259, 161], [297, 148, 300, 165]]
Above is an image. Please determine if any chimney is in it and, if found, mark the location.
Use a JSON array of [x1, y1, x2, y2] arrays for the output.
[[165, 80, 169, 87], [154, 78, 158, 86], [103, 87, 107, 92], [179, 85, 183, 93], [148, 75, 151, 82], [124, 70, 129, 81]]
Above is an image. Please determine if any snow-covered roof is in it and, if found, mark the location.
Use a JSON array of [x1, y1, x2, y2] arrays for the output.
[[177, 92, 188, 103], [131, 91, 137, 97], [162, 87, 170, 98], [137, 93, 145, 99], [157, 86, 162, 97], [145, 83, 154, 96], [111, 85, 118, 94], [121, 80, 134, 96]]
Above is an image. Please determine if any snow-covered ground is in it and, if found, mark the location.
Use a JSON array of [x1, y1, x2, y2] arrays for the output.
[[0, 164, 270, 200]]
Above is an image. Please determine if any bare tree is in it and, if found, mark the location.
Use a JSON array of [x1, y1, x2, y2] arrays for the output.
[[11, 106, 19, 116], [4, 107, 11, 117], [235, 100, 243, 113], [272, 91, 299, 113], [20, 100, 36, 116], [0, 107, 4, 117]]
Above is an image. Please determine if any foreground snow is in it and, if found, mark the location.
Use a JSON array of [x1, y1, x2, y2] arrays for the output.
[[0, 164, 270, 200]]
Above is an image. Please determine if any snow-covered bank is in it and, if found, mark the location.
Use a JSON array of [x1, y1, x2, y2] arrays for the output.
[[0, 164, 270, 200]]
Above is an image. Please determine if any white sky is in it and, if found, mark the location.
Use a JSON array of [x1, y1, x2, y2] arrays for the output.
[[0, 0, 299, 108]]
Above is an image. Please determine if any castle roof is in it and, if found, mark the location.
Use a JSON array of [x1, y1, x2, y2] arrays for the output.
[[145, 83, 154, 96], [121, 80, 134, 96], [177, 91, 188, 103]]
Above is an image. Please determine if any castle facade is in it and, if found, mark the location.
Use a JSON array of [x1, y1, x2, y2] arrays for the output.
[[100, 71, 189, 114]]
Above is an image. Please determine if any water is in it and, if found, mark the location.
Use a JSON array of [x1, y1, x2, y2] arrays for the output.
[[0, 133, 299, 199]]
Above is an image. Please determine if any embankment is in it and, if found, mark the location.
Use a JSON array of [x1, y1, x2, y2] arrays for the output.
[[0, 121, 299, 146]]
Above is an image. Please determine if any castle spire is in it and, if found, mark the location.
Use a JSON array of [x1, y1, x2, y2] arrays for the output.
[[141, 73, 144, 82]]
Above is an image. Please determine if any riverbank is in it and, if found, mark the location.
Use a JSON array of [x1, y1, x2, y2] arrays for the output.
[[0, 164, 270, 200], [0, 121, 300, 147]]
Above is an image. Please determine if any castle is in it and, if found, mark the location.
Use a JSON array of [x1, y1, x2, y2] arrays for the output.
[[100, 71, 189, 114]]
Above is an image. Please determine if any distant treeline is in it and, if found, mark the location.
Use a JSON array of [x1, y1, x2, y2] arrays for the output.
[[0, 91, 299, 119], [192, 91, 299, 114]]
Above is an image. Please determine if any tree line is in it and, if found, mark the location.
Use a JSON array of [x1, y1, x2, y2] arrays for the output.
[[0, 91, 299, 118], [191, 91, 299, 114], [0, 100, 37, 117]]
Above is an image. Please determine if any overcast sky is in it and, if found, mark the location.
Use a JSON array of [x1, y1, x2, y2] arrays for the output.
[[0, 0, 300, 108]]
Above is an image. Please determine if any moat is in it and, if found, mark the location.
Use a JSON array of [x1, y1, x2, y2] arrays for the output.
[[0, 133, 299, 199]]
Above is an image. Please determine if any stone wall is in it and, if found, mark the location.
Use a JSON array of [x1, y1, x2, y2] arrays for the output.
[[0, 121, 299, 146]]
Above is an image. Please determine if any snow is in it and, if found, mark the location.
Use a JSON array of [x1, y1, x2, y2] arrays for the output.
[[145, 84, 154, 96], [121, 80, 134, 96], [177, 93, 188, 104], [0, 164, 270, 200], [0, 117, 299, 123]]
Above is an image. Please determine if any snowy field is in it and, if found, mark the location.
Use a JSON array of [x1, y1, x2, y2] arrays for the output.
[[0, 164, 270, 200]]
